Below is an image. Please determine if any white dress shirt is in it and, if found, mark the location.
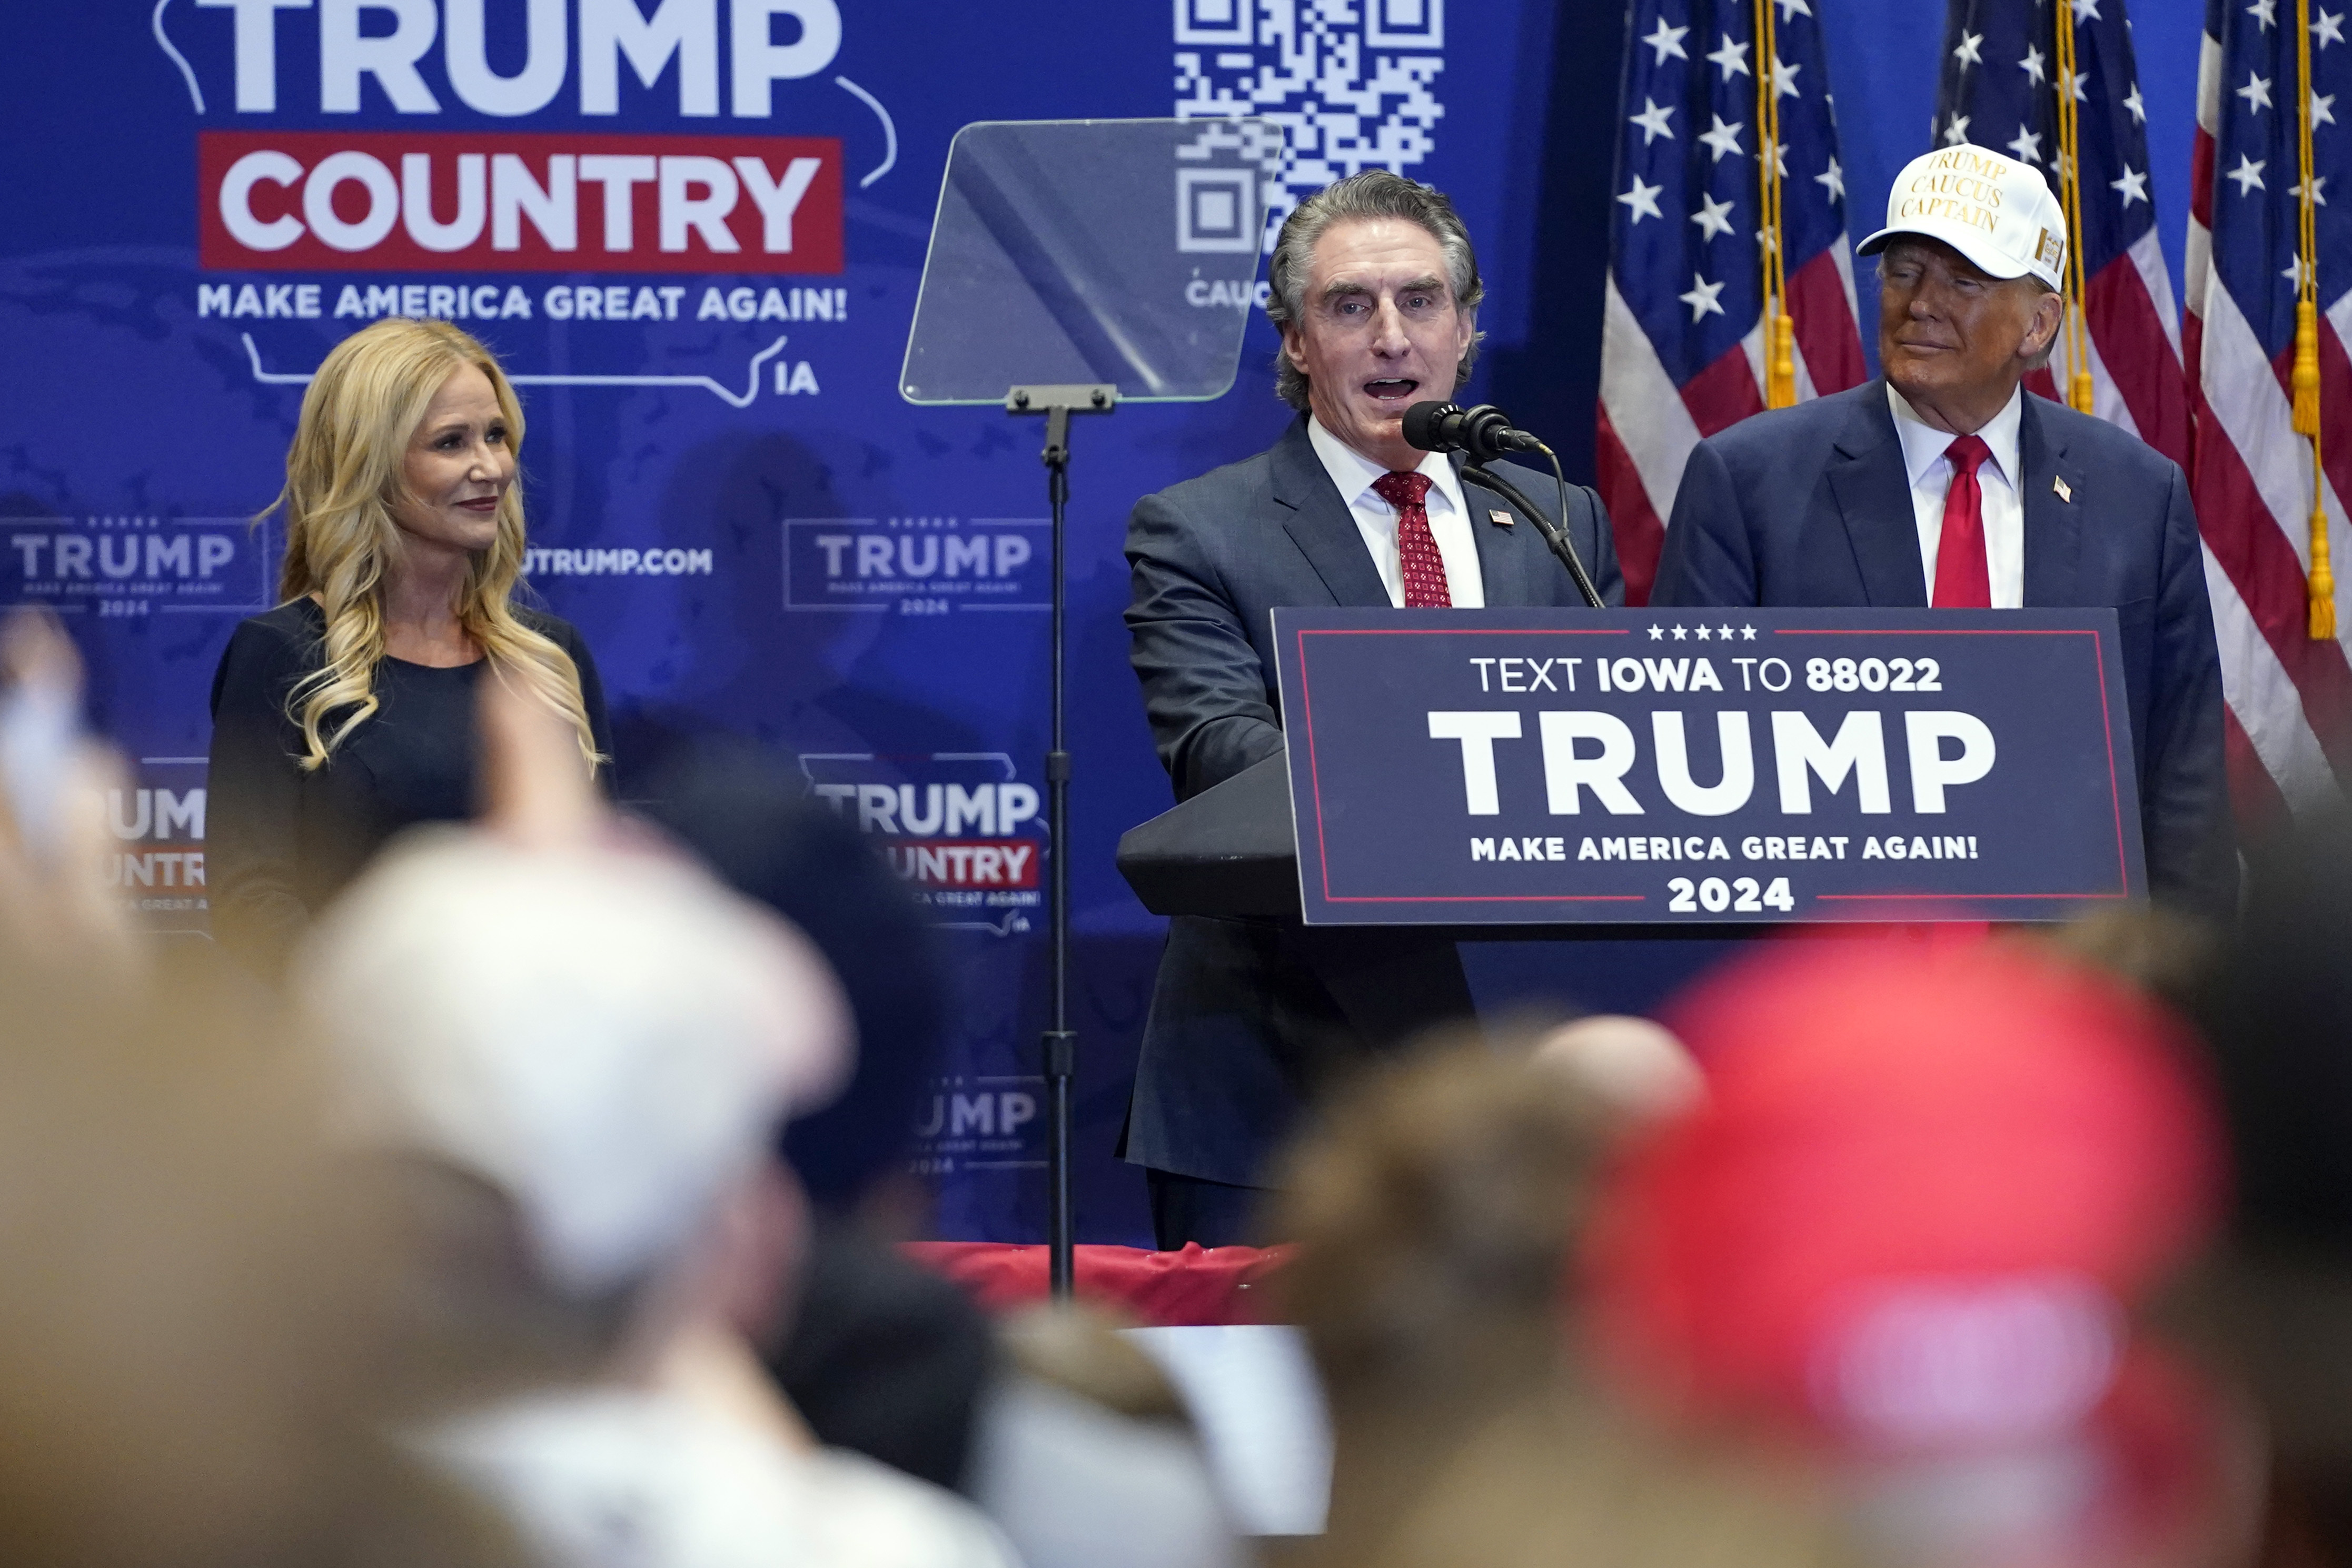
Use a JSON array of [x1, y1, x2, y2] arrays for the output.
[[1306, 417, 1487, 608], [1887, 382, 2026, 609]]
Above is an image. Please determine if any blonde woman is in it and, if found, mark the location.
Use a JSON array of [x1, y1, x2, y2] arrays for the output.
[[205, 317, 609, 978]]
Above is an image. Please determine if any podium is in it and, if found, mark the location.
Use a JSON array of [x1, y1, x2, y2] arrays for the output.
[[1120, 606, 2146, 931], [1116, 752, 1298, 921]]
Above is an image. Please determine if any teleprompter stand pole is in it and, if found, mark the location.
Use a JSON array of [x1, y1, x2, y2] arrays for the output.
[[1006, 382, 1117, 1299]]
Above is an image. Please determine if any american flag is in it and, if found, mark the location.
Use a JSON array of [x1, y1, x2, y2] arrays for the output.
[[1932, 0, 2192, 471], [1598, 0, 1867, 606], [2187, 0, 2352, 818]]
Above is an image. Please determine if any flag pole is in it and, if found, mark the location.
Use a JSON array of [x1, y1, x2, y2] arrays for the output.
[[2293, 0, 2334, 638], [2051, 1, 2097, 413], [1756, 0, 1795, 408]]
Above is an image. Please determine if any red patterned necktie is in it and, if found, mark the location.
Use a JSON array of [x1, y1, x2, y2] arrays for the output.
[[1931, 434, 1993, 610], [1371, 470, 1451, 608]]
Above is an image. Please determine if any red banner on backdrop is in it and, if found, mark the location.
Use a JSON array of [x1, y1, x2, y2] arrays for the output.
[[198, 131, 843, 274]]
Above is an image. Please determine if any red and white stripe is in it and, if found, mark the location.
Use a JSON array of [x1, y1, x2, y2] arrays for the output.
[[2184, 28, 2352, 820], [1598, 239, 1865, 604]]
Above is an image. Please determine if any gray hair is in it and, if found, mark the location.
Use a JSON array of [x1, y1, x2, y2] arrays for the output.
[[1265, 171, 1486, 412]]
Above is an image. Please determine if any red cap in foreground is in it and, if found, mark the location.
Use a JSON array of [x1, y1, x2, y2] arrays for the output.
[[1581, 940, 2222, 1455]]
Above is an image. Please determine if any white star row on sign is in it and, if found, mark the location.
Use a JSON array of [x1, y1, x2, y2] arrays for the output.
[[1630, 97, 1676, 144], [1647, 623, 1759, 641]]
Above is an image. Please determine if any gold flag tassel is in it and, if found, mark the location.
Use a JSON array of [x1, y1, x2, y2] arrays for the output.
[[2051, 1, 2096, 413], [2296, 0, 2331, 636], [1756, 0, 1795, 408]]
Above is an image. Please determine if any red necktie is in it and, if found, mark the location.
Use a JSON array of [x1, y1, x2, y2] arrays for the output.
[[1372, 470, 1451, 608], [1931, 434, 1993, 609]]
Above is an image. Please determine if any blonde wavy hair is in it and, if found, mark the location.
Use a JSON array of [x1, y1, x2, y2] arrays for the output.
[[270, 318, 601, 773]]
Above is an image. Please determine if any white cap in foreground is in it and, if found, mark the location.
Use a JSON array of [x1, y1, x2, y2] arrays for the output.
[[297, 828, 851, 1297], [1857, 144, 2068, 290]]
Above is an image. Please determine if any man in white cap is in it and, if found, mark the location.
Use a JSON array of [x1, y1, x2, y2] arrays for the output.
[[1651, 145, 2232, 915]]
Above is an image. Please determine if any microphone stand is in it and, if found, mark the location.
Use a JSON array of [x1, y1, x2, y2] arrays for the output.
[[1460, 453, 1605, 609], [1005, 381, 1116, 1300]]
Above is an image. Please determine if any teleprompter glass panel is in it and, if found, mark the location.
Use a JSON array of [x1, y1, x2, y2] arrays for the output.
[[900, 117, 1281, 405]]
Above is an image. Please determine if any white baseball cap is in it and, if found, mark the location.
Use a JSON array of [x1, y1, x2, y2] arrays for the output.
[[1858, 145, 2069, 290], [297, 827, 851, 1297]]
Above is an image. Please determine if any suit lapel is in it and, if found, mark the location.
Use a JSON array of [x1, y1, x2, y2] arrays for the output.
[[2019, 396, 2084, 606], [1823, 383, 1929, 606], [1272, 417, 1391, 608], [1461, 456, 1530, 608]]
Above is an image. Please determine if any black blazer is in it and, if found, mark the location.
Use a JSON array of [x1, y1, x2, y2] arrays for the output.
[[205, 598, 612, 979], [1121, 414, 1623, 1187], [1651, 380, 2234, 915]]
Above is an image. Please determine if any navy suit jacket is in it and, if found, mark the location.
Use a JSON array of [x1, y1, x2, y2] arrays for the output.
[[1122, 414, 1623, 1187], [1651, 380, 2234, 915]]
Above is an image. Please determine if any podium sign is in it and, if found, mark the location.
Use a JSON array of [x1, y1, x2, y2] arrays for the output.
[[1273, 607, 2143, 925]]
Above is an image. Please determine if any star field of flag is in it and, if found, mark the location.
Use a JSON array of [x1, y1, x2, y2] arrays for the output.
[[1936, 0, 2161, 289], [1612, 0, 1853, 385], [1599, 0, 1866, 605], [2206, 0, 2350, 358], [2187, 0, 2352, 816]]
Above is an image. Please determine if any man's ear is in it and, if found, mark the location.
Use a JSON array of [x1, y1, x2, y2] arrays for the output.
[[1281, 325, 1307, 374], [2020, 286, 2066, 365]]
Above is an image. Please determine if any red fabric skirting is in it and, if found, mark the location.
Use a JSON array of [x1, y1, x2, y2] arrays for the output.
[[901, 1242, 1292, 1327]]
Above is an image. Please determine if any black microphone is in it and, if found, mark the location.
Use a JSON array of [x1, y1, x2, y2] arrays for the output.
[[1401, 401, 1547, 462], [1402, 401, 1604, 611]]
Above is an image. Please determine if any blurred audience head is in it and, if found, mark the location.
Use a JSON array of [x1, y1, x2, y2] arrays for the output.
[[295, 819, 850, 1382], [1531, 1011, 1705, 1122], [2018, 904, 2221, 1020], [968, 1303, 1244, 1568], [1272, 1031, 1629, 1413], [2190, 809, 2352, 1555], [1274, 1029, 1858, 1568], [0, 912, 519, 1567], [1585, 939, 2234, 1568], [639, 738, 948, 1218]]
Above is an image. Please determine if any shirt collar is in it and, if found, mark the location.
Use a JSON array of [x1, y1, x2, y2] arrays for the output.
[[1885, 382, 2023, 490], [1307, 415, 1466, 518]]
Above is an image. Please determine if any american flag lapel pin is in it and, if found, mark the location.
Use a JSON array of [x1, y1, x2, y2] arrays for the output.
[[2053, 475, 2072, 503], [1488, 509, 1514, 528]]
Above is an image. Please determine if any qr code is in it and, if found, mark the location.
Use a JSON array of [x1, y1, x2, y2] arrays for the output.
[[1174, 0, 1446, 249]]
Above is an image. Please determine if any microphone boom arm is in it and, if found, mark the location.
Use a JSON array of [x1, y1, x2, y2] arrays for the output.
[[1461, 456, 1605, 610]]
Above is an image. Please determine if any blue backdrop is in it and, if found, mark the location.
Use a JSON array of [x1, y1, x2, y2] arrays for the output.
[[0, 0, 2209, 1245]]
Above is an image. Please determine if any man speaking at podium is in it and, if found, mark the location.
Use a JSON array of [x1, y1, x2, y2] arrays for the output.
[[1121, 171, 1623, 1248], [1651, 146, 2233, 917]]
